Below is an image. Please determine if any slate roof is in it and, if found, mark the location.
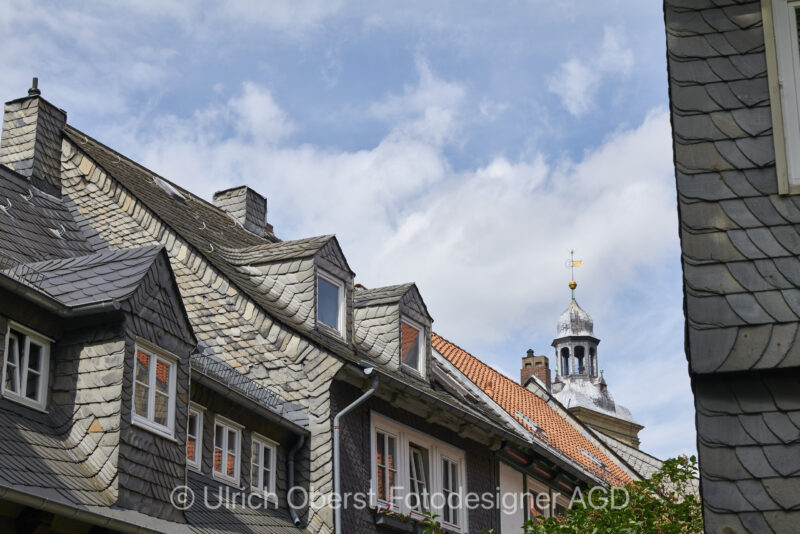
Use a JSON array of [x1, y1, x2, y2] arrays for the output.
[[0, 165, 100, 266], [354, 283, 417, 307], [2, 245, 163, 307], [432, 333, 634, 486], [594, 432, 663, 480], [221, 235, 341, 266]]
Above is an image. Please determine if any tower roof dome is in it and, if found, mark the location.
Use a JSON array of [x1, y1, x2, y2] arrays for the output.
[[557, 298, 594, 337]]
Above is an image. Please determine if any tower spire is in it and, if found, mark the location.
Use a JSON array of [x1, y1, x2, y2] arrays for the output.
[[565, 249, 582, 299]]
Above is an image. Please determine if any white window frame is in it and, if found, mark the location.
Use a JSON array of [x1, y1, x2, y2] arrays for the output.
[[399, 316, 425, 377], [1, 322, 52, 412], [370, 412, 468, 533], [186, 403, 205, 471], [316, 269, 345, 337], [213, 416, 242, 486], [251, 433, 278, 502], [131, 340, 178, 439], [764, 0, 800, 194]]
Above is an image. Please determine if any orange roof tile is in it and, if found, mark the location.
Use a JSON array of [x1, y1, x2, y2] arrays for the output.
[[433, 333, 633, 486]]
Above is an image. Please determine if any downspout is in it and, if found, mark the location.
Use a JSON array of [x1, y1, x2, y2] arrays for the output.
[[333, 368, 379, 534], [287, 434, 305, 527]]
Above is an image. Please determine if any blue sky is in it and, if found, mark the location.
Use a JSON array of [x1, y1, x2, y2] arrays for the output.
[[0, 0, 694, 459]]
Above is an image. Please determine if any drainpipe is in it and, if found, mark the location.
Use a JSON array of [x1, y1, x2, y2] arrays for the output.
[[333, 368, 379, 534], [287, 434, 305, 527]]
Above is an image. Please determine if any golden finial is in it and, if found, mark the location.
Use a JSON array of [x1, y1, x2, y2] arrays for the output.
[[565, 250, 583, 298]]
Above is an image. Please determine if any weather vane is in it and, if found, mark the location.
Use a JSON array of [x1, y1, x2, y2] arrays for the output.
[[565, 249, 583, 298]]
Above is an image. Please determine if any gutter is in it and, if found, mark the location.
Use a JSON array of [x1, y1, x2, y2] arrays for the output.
[[0, 272, 121, 317], [287, 434, 306, 527], [0, 483, 188, 534], [333, 367, 379, 534]]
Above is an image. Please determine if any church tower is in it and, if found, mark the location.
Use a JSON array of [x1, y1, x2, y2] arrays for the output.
[[549, 279, 644, 448]]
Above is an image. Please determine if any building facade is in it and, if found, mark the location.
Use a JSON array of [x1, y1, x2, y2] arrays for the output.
[[664, 1, 800, 532], [0, 84, 638, 533]]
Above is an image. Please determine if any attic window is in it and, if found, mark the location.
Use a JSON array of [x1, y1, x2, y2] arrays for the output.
[[317, 270, 344, 336], [2, 323, 51, 411], [132, 342, 177, 439], [154, 176, 186, 201], [400, 318, 424, 374]]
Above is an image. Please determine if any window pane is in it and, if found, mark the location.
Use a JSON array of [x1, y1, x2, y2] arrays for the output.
[[227, 430, 237, 477], [409, 444, 429, 512], [136, 351, 150, 384], [5, 333, 19, 393], [154, 391, 168, 425], [188, 412, 197, 437], [401, 322, 420, 370], [187, 437, 196, 462], [25, 370, 40, 401], [134, 382, 149, 417], [387, 436, 395, 469], [155, 359, 170, 394], [214, 425, 224, 473], [27, 343, 42, 372], [252, 444, 261, 487], [317, 276, 340, 329]]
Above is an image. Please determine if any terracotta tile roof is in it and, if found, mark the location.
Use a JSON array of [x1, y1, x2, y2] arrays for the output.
[[432, 333, 634, 486]]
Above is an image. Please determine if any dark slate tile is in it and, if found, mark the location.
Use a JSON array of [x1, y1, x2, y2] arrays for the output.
[[755, 323, 797, 369], [681, 230, 746, 262], [673, 84, 727, 113], [675, 141, 735, 173], [728, 78, 770, 107], [698, 413, 758, 446], [742, 168, 779, 195], [682, 200, 739, 229], [707, 56, 750, 81], [763, 444, 800, 476], [720, 323, 772, 371], [762, 413, 800, 444], [722, 3, 764, 30], [736, 479, 779, 510], [699, 443, 751, 479], [733, 107, 773, 136], [777, 289, 800, 320], [754, 291, 798, 323], [716, 139, 759, 168], [738, 511, 775, 534], [685, 262, 745, 293], [720, 199, 764, 227], [763, 478, 800, 509], [688, 293, 745, 326], [721, 27, 765, 55], [669, 58, 723, 84], [737, 136, 776, 167], [668, 33, 726, 58], [702, 478, 755, 511], [738, 414, 781, 444], [745, 228, 790, 257], [769, 226, 800, 255], [743, 197, 789, 226], [694, 367, 738, 411], [764, 511, 800, 534], [736, 446, 780, 478], [772, 257, 800, 286], [727, 292, 774, 323], [730, 261, 777, 291], [769, 196, 800, 224], [734, 377, 778, 413], [702, 8, 744, 33], [677, 171, 738, 200], [674, 113, 731, 141], [668, 9, 717, 34]]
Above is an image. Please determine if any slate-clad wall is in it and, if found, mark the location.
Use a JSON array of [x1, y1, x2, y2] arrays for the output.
[[189, 382, 302, 515], [332, 381, 498, 534], [664, 1, 800, 531], [117, 256, 195, 522], [61, 137, 342, 533]]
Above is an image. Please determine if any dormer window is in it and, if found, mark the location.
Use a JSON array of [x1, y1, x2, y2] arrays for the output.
[[400, 318, 424, 374], [2, 323, 51, 411], [317, 270, 344, 336], [132, 342, 177, 439]]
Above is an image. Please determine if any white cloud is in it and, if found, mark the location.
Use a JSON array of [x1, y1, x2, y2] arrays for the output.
[[548, 26, 634, 117]]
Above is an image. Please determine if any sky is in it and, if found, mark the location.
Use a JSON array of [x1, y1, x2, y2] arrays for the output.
[[0, 0, 694, 459]]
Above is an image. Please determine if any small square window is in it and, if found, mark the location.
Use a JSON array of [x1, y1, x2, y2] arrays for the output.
[[400, 319, 424, 374], [213, 418, 241, 485], [187, 405, 204, 471], [251, 435, 278, 499], [317, 270, 344, 335], [132, 343, 177, 438], [2, 324, 50, 411]]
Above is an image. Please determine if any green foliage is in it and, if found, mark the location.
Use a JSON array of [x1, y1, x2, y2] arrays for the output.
[[523, 456, 702, 534]]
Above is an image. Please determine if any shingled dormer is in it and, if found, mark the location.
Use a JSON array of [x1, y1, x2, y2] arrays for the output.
[[353, 283, 433, 380]]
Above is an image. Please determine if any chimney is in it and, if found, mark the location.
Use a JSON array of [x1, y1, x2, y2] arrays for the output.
[[0, 78, 67, 195], [212, 186, 272, 237], [520, 349, 551, 392]]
